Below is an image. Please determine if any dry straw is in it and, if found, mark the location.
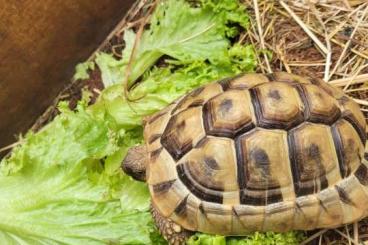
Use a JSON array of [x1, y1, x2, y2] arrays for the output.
[[241, 0, 368, 243]]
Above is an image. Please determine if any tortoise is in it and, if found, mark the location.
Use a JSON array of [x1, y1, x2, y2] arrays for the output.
[[122, 72, 368, 245]]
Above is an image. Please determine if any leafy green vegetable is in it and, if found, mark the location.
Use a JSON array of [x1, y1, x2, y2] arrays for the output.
[[187, 232, 305, 245], [96, 0, 251, 87], [0, 102, 154, 244], [73, 61, 95, 81]]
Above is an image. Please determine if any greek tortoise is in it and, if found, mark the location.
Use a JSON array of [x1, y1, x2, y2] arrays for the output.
[[122, 72, 368, 245]]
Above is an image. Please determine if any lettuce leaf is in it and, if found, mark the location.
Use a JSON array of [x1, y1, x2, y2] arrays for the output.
[[0, 102, 154, 244], [96, 0, 251, 87], [187, 232, 305, 245]]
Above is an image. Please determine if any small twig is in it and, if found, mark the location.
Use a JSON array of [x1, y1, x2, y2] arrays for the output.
[[354, 98, 368, 106], [329, 73, 368, 86], [345, 225, 352, 245], [346, 86, 368, 93], [343, 63, 368, 91], [280, 1, 328, 54], [253, 0, 272, 73], [300, 229, 329, 245], [93, 88, 102, 95], [329, 3, 368, 79], [310, 5, 332, 81], [353, 222, 359, 245], [334, 229, 360, 245], [308, 25, 368, 60], [122, 0, 158, 100], [0, 141, 22, 153]]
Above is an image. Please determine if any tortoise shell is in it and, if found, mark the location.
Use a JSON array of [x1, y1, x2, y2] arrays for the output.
[[144, 72, 368, 235]]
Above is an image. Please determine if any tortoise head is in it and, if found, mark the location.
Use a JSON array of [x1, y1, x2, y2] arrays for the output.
[[121, 145, 148, 182]]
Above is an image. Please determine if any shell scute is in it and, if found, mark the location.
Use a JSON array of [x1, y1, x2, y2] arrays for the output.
[[177, 136, 239, 204], [288, 123, 341, 197], [300, 84, 341, 124], [237, 128, 295, 204], [251, 82, 304, 129], [161, 107, 206, 161], [171, 83, 223, 115], [203, 90, 255, 138]]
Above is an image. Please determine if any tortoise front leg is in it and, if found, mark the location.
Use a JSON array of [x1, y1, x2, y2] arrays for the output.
[[151, 203, 194, 245]]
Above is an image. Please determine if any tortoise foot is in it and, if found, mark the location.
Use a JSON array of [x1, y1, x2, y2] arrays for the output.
[[151, 203, 194, 245]]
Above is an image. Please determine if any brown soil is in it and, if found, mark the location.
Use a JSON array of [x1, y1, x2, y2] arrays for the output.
[[31, 68, 103, 132]]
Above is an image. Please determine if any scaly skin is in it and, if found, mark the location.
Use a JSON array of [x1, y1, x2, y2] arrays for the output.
[[151, 203, 194, 245]]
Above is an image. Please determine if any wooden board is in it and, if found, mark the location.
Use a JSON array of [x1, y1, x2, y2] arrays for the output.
[[0, 0, 135, 152]]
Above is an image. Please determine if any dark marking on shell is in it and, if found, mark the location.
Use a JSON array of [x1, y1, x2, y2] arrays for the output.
[[335, 185, 354, 206], [177, 120, 186, 131], [148, 134, 162, 144], [249, 88, 263, 128], [295, 202, 305, 216], [250, 147, 270, 176], [195, 137, 208, 148], [177, 164, 223, 204], [239, 188, 283, 206], [218, 99, 233, 117], [308, 144, 321, 162], [266, 191, 283, 204], [152, 180, 176, 194], [296, 183, 317, 196], [319, 198, 329, 213], [235, 137, 247, 190], [147, 111, 166, 124], [218, 77, 232, 91], [331, 123, 348, 178], [150, 147, 163, 161], [240, 190, 265, 206], [310, 78, 320, 86], [232, 207, 239, 217], [204, 156, 220, 170], [320, 175, 329, 190], [187, 99, 204, 108], [365, 153, 368, 160], [295, 84, 310, 121], [191, 87, 205, 97], [171, 87, 205, 115], [338, 96, 350, 105], [174, 195, 189, 216], [265, 73, 276, 81], [288, 131, 302, 196], [268, 89, 281, 100], [355, 164, 368, 186], [198, 203, 206, 216], [343, 113, 366, 145]]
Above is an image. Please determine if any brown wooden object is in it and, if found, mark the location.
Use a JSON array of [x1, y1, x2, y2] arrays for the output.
[[0, 0, 135, 150]]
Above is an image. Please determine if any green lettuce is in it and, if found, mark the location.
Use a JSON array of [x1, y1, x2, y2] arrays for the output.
[[95, 0, 251, 87], [0, 101, 157, 244], [187, 232, 305, 245]]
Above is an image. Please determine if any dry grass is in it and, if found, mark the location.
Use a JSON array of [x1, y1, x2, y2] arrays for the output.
[[240, 0, 368, 123], [240, 0, 368, 243]]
